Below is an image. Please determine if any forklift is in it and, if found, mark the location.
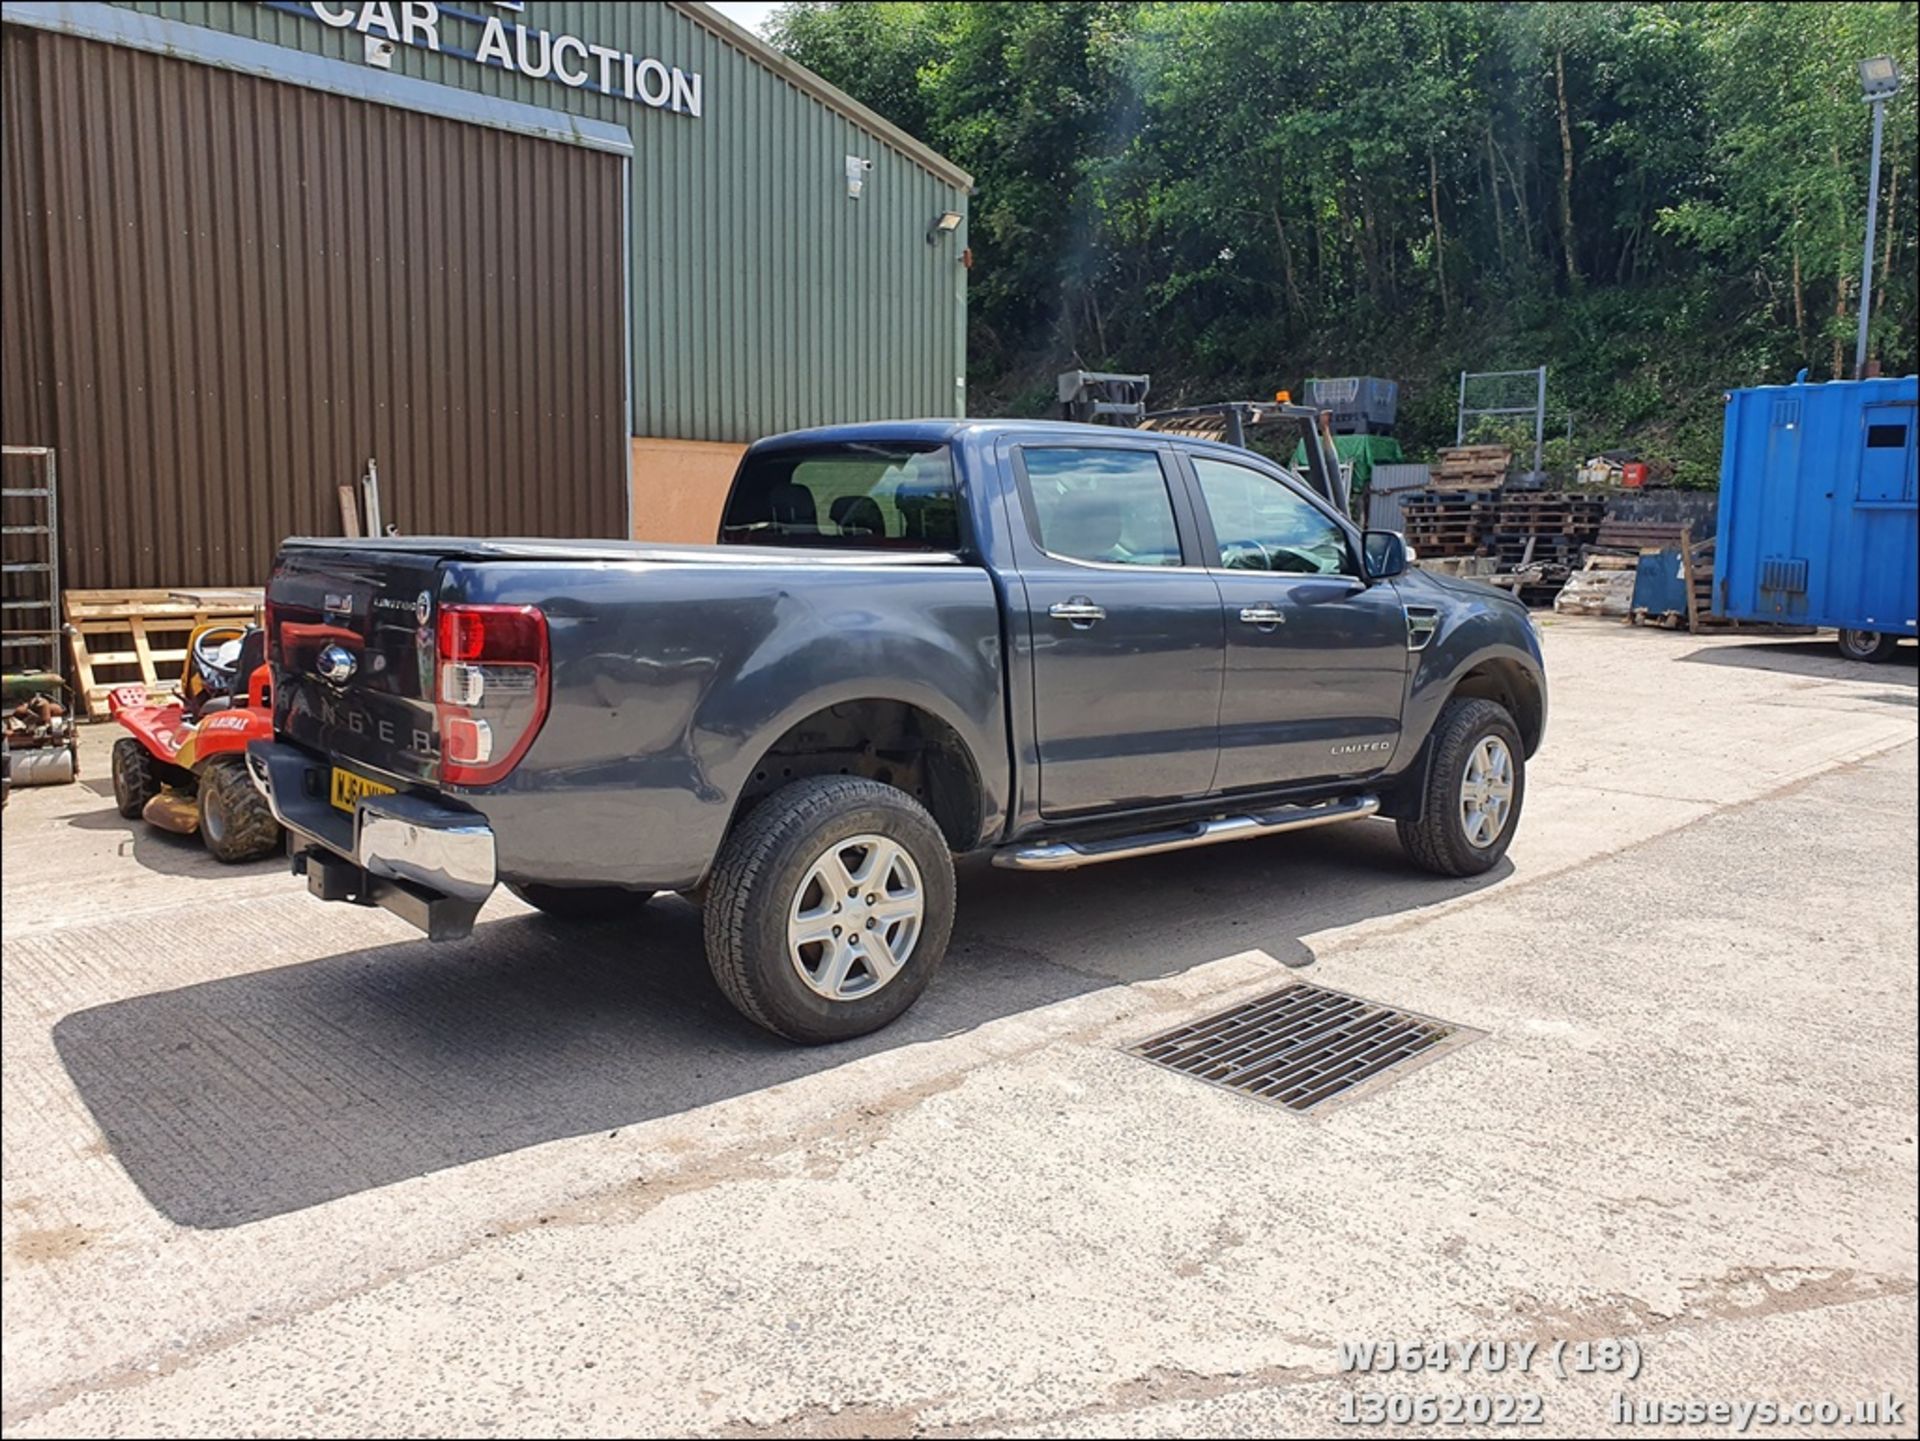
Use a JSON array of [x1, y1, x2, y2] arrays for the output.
[[1056, 369, 1354, 516]]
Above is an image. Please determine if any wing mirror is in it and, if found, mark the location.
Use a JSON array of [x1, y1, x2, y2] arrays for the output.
[[1363, 530, 1409, 580]]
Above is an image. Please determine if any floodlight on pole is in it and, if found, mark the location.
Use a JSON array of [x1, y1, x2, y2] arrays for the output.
[[1856, 57, 1901, 378]]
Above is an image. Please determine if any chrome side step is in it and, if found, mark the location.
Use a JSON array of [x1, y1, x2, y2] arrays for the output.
[[992, 794, 1380, 871]]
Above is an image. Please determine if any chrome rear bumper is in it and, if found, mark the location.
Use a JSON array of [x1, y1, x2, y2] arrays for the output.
[[247, 741, 495, 940]]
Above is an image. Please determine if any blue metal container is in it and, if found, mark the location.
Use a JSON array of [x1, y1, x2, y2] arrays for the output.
[[1714, 376, 1917, 640]]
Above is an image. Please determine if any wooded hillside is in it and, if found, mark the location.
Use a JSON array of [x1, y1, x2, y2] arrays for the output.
[[772, 1, 1919, 484]]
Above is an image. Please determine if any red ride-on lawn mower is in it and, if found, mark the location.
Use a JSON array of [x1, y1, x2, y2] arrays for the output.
[[107, 620, 283, 863]]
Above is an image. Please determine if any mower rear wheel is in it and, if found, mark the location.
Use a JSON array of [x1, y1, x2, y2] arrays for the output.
[[199, 759, 282, 863], [111, 738, 161, 819]]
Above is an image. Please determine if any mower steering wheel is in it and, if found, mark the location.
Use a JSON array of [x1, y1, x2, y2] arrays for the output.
[[192, 625, 247, 673]]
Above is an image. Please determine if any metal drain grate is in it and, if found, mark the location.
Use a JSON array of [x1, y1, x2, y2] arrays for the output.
[[1130, 983, 1469, 1113]]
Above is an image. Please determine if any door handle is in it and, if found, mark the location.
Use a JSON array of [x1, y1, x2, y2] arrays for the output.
[[1049, 598, 1106, 626], [1238, 604, 1286, 627]]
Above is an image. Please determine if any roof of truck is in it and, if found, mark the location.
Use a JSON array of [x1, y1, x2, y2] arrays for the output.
[[750, 419, 1071, 447], [748, 418, 1304, 460]]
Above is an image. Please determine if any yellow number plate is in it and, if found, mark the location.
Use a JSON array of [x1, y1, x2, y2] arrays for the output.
[[330, 767, 397, 813]]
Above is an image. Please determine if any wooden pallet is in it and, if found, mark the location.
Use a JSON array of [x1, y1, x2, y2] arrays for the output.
[[63, 588, 263, 716], [1595, 518, 1692, 551], [1402, 490, 1501, 558], [1683, 534, 1736, 631], [1553, 564, 1638, 617], [1583, 520, 1725, 631], [1493, 535, 1585, 566], [1433, 445, 1512, 489], [1404, 539, 1490, 559]]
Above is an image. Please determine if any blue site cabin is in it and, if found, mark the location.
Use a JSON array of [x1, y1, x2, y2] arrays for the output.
[[1714, 374, 1918, 661]]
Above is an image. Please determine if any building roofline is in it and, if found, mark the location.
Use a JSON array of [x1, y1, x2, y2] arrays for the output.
[[1, 2, 636, 154], [673, 1, 972, 192]]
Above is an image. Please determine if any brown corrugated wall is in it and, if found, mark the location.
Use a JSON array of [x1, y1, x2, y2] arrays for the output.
[[0, 26, 626, 592]]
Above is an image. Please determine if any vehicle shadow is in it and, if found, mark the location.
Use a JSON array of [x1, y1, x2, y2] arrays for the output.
[[63, 804, 283, 881], [1680, 638, 1918, 686], [53, 820, 1508, 1229]]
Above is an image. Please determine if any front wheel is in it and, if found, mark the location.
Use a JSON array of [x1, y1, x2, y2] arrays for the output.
[[199, 758, 282, 862], [1837, 628, 1899, 663], [703, 776, 956, 1044], [111, 738, 162, 819], [1397, 698, 1526, 878]]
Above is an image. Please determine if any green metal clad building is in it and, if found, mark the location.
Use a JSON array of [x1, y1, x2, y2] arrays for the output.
[[0, 1, 971, 591]]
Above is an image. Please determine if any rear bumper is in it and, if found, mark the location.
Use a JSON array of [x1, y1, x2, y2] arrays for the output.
[[248, 741, 496, 940]]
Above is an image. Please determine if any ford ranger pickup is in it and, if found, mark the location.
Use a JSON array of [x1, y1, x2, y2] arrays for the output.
[[249, 419, 1547, 1043]]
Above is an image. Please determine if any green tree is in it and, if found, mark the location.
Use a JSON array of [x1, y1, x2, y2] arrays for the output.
[[771, 1, 1920, 476]]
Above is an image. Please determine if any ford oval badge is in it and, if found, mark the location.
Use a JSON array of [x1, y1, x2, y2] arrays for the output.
[[317, 644, 358, 684]]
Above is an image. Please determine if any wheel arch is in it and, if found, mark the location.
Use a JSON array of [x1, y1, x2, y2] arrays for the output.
[[1381, 649, 1545, 822], [1446, 656, 1546, 758], [729, 693, 990, 855]]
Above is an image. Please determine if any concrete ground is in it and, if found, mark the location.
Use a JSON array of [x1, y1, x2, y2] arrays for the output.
[[2, 621, 1915, 1438]]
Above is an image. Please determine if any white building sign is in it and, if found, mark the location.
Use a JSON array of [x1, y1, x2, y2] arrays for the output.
[[308, 3, 703, 117]]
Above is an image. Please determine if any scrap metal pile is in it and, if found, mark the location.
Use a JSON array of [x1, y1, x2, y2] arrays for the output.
[[1, 685, 78, 804]]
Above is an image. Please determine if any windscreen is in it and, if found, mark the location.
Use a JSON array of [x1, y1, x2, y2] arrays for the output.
[[718, 443, 961, 551]]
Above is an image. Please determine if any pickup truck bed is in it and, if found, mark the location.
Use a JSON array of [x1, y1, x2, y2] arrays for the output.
[[252, 418, 1545, 1041]]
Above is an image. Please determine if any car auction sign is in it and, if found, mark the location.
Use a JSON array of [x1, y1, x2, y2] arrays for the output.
[[306, 2, 703, 117]]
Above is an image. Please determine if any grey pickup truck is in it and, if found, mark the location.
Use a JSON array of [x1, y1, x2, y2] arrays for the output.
[[250, 419, 1546, 1042]]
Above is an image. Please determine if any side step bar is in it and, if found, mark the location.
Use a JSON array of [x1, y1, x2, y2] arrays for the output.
[[992, 794, 1380, 872]]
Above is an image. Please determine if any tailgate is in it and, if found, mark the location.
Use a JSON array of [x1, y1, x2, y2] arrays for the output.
[[268, 546, 445, 783]]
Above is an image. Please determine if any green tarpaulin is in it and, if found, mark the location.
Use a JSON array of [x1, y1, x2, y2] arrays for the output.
[[1290, 433, 1405, 492]]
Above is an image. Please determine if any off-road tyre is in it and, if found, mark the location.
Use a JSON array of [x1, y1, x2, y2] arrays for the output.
[[1396, 698, 1526, 878], [199, 758, 282, 862], [111, 737, 161, 819]]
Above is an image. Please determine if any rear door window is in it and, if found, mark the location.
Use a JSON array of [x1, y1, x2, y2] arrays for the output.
[[1020, 447, 1184, 566], [719, 443, 960, 549]]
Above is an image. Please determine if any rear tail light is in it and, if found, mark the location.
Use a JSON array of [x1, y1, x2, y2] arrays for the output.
[[434, 604, 550, 785]]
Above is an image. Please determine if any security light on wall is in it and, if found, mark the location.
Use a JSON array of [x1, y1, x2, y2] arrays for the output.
[[1860, 56, 1900, 100], [927, 211, 963, 244]]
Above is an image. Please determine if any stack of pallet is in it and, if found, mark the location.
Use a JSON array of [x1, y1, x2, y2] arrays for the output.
[[1490, 492, 1607, 570], [1399, 489, 1501, 558], [1686, 535, 1717, 625], [1432, 445, 1512, 489], [1586, 518, 1723, 630]]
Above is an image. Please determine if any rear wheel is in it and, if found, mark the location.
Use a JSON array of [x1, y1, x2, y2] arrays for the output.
[[199, 759, 282, 862], [704, 776, 955, 1044], [1397, 698, 1526, 878], [111, 738, 161, 819], [508, 883, 656, 921], [1837, 628, 1898, 663]]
